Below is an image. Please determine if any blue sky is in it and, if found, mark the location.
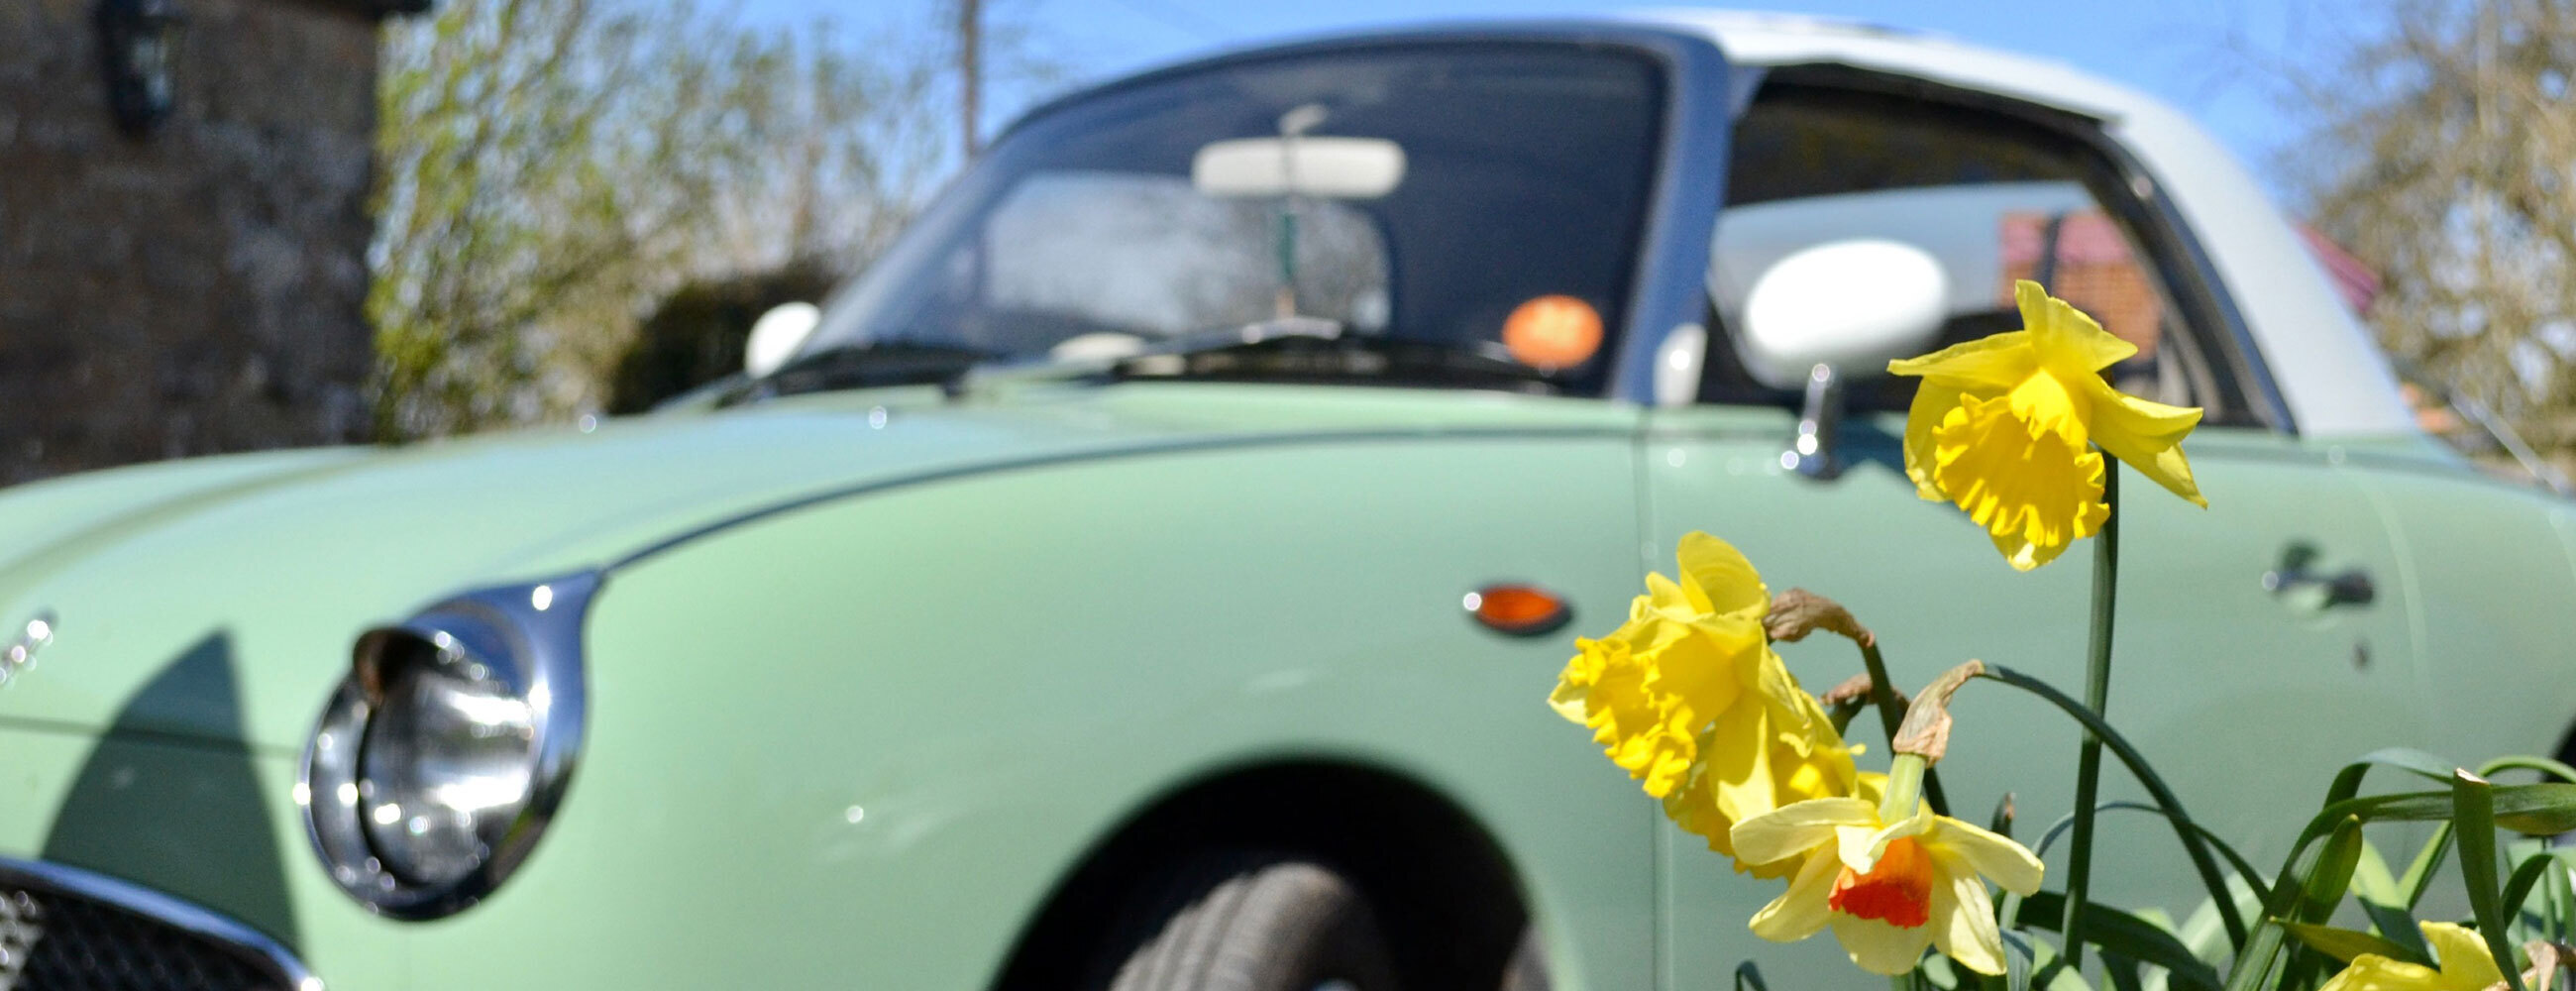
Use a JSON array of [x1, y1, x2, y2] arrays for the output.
[[733, 0, 2390, 205]]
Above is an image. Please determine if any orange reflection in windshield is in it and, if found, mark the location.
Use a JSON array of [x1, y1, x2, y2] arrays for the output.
[[1502, 295, 1603, 370]]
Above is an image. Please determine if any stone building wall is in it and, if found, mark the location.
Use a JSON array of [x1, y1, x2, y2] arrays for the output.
[[0, 0, 416, 485]]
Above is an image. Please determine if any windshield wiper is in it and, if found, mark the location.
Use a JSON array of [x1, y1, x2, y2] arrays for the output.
[[1103, 327, 1560, 393], [1288, 337, 1561, 392], [952, 316, 1560, 395], [717, 340, 999, 406], [946, 315, 1347, 393]]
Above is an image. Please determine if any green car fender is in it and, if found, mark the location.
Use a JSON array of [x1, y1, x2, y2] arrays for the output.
[[401, 424, 1663, 988]]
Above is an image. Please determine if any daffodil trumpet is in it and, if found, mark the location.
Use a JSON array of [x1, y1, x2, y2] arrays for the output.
[[1731, 753, 2046, 976]]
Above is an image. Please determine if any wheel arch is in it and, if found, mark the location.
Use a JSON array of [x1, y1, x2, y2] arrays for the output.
[[988, 758, 1534, 991]]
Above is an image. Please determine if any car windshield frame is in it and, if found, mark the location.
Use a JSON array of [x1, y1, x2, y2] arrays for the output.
[[796, 24, 1738, 403]]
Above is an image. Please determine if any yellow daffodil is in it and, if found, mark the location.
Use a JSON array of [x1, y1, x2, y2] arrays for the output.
[[2318, 923, 2506, 991], [1887, 280, 2206, 571], [1551, 532, 1867, 871], [1730, 795, 2044, 975]]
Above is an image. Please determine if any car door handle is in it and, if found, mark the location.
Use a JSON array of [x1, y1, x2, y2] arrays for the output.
[[2262, 543, 2375, 607]]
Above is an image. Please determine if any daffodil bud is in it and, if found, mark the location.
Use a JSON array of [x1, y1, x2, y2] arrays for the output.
[[1892, 660, 1988, 765], [1764, 588, 1875, 648]]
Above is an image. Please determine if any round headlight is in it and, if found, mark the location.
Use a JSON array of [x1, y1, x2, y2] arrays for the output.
[[357, 659, 536, 887], [301, 573, 595, 919]]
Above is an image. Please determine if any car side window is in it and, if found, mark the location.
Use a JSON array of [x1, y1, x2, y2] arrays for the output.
[[1698, 79, 2251, 425]]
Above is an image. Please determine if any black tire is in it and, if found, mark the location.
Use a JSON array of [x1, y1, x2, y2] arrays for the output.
[[1100, 851, 1403, 991]]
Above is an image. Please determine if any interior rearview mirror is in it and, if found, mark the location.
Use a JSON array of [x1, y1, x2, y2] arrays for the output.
[[1736, 239, 1949, 390], [745, 301, 821, 379], [1191, 137, 1407, 199]]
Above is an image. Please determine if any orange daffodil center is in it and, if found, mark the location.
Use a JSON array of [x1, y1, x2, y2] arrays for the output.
[[1550, 532, 1876, 875], [1828, 835, 1934, 928], [2317, 923, 2509, 991], [1731, 797, 2045, 975], [1889, 280, 2207, 571]]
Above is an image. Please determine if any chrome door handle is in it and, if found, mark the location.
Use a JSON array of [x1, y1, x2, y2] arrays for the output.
[[2262, 543, 2375, 607]]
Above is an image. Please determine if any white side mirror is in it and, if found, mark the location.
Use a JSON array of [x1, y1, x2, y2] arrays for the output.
[[745, 301, 821, 379], [1737, 239, 1949, 389]]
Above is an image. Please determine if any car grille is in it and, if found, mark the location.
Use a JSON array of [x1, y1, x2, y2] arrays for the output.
[[0, 860, 310, 991]]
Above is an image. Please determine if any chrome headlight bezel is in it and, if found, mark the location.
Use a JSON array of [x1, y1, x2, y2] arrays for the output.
[[298, 572, 598, 920]]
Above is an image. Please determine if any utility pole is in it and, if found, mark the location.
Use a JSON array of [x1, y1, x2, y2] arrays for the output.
[[957, 0, 982, 159]]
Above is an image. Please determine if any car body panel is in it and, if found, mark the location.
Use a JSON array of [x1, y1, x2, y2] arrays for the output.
[[0, 385, 1634, 751], [2344, 464, 2576, 766], [402, 418, 1657, 988]]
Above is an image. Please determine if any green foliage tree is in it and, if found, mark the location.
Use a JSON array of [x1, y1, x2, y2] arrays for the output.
[[2290, 0, 2576, 461], [368, 0, 1010, 440]]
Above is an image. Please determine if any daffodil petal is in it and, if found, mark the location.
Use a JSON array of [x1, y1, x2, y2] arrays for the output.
[[1903, 382, 1968, 501], [1858, 802, 1938, 865], [1547, 679, 1588, 723], [1834, 825, 1881, 873], [1675, 531, 1770, 621], [1928, 817, 2046, 895], [2016, 279, 2136, 375], [1732, 797, 1877, 866], [1699, 685, 1779, 823], [2318, 954, 2449, 991], [1928, 859, 2008, 975], [2004, 370, 2091, 446], [1647, 625, 1748, 718], [2081, 375, 2209, 507], [1831, 911, 1938, 975], [1931, 393, 2108, 571], [1750, 849, 1841, 942], [1645, 572, 1704, 617], [1887, 330, 2039, 389], [2421, 922, 2507, 989]]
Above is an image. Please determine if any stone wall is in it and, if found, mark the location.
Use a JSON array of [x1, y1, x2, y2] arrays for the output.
[[0, 0, 411, 485]]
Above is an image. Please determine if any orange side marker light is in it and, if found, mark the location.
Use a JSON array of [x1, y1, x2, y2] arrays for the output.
[[1465, 584, 1572, 637]]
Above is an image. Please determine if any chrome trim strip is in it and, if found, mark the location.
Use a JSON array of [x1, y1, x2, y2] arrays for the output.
[[299, 570, 600, 920], [0, 855, 322, 990]]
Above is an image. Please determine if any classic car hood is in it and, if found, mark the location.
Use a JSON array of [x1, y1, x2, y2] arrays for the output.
[[0, 383, 1635, 751]]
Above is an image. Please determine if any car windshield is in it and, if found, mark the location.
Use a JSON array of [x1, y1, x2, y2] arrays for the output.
[[801, 43, 1668, 396]]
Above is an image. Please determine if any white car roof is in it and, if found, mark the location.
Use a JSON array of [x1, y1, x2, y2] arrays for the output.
[[1626, 9, 2417, 437]]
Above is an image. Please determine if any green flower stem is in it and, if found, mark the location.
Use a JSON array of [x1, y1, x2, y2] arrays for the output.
[[2062, 463, 2121, 975], [1880, 754, 1930, 824], [1859, 641, 1950, 817]]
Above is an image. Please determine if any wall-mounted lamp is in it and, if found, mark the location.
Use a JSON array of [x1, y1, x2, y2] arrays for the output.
[[95, 0, 186, 135]]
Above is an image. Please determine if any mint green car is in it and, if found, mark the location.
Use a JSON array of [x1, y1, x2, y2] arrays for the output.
[[1, 13, 2567, 991]]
